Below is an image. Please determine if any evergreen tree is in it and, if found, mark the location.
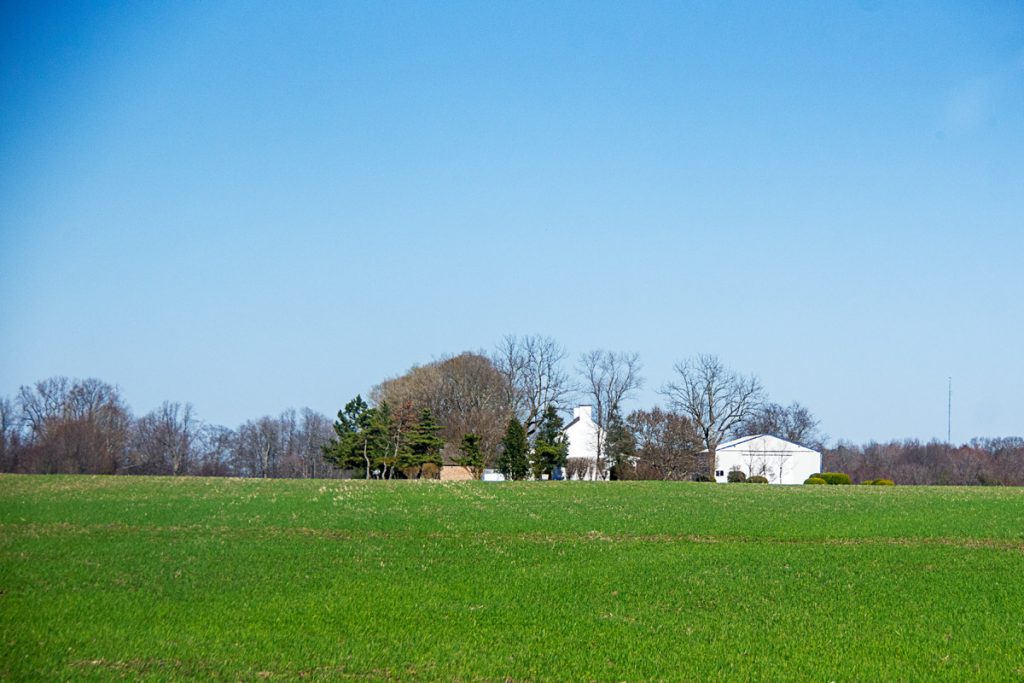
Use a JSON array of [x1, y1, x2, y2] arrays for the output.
[[605, 405, 636, 480], [457, 432, 485, 480], [322, 396, 405, 479], [498, 417, 530, 480], [322, 395, 374, 478], [532, 404, 569, 479], [368, 401, 399, 481], [403, 409, 444, 478]]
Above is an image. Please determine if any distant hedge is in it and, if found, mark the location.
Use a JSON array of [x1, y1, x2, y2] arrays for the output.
[[804, 477, 827, 485], [861, 479, 895, 486], [747, 476, 769, 484], [818, 472, 852, 485], [727, 470, 747, 483]]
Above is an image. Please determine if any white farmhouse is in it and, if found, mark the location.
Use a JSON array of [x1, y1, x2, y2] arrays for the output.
[[563, 405, 604, 480], [706, 434, 822, 484]]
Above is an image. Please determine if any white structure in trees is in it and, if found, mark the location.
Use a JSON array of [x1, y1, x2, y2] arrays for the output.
[[705, 434, 821, 484], [563, 405, 604, 480]]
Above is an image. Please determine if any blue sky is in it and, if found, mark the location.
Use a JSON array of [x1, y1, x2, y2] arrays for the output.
[[1, 1, 1022, 443]]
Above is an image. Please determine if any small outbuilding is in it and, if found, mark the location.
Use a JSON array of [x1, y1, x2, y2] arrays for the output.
[[439, 464, 475, 481], [705, 434, 822, 484]]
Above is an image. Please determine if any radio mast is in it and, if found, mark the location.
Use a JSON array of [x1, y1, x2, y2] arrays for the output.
[[947, 377, 952, 444]]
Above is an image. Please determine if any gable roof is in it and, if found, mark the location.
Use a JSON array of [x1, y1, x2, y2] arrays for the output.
[[701, 434, 821, 456]]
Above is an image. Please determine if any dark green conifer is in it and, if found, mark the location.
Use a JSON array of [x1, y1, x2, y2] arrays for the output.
[[498, 417, 530, 480]]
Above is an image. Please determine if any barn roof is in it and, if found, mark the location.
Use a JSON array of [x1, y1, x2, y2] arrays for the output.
[[701, 434, 821, 455]]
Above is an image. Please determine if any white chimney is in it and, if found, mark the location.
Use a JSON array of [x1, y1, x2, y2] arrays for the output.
[[574, 405, 593, 421]]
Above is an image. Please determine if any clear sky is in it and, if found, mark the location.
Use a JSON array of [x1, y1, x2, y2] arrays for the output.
[[1, 1, 1022, 444]]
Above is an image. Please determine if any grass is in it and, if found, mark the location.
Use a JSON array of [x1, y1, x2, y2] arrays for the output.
[[2, 476, 1024, 681]]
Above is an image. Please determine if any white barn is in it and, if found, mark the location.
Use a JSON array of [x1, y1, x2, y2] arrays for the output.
[[706, 434, 822, 485], [563, 405, 604, 480]]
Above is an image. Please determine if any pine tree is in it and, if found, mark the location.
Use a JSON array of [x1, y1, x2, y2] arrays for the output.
[[605, 406, 636, 480], [322, 396, 404, 479], [457, 432, 485, 480], [532, 404, 568, 480], [322, 395, 374, 478], [403, 409, 444, 478], [369, 401, 400, 479], [498, 417, 530, 480]]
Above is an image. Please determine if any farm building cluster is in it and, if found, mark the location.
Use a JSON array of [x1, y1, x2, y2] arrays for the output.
[[441, 405, 821, 484]]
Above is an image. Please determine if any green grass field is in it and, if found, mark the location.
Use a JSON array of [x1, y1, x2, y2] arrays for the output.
[[2, 476, 1024, 681]]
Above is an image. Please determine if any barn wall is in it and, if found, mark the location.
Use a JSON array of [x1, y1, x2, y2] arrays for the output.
[[715, 450, 821, 484]]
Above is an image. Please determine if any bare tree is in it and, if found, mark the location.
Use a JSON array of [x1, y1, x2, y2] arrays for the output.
[[17, 377, 72, 435], [0, 396, 20, 472], [737, 401, 826, 450], [661, 355, 764, 479], [16, 377, 131, 474], [279, 409, 301, 477], [195, 424, 236, 476], [578, 350, 644, 479], [130, 401, 199, 475], [298, 408, 334, 478], [235, 416, 282, 478], [565, 458, 591, 481], [627, 407, 702, 480], [373, 352, 512, 465], [493, 335, 574, 436], [138, 407, 335, 480]]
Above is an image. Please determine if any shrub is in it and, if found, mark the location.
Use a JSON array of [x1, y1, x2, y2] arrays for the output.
[[861, 480, 875, 485], [727, 469, 747, 483], [747, 476, 769, 484], [804, 477, 827, 485], [819, 472, 852, 486], [873, 479, 895, 486], [692, 473, 716, 482]]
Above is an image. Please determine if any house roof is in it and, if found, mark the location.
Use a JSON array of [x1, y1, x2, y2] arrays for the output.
[[700, 434, 821, 456]]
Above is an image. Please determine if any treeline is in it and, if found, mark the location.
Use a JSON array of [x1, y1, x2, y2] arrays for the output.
[[1, 335, 1021, 485], [0, 377, 335, 478], [0, 339, 811, 481], [824, 438, 1024, 486]]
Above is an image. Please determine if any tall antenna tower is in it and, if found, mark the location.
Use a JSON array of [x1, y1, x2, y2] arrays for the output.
[[947, 377, 952, 444]]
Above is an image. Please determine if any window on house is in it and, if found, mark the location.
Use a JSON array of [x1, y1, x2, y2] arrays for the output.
[[715, 470, 724, 477]]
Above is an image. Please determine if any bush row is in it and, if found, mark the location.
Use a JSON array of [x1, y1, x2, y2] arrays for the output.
[[722, 470, 769, 483], [806, 472, 852, 485], [717, 470, 895, 486], [803, 473, 895, 485]]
